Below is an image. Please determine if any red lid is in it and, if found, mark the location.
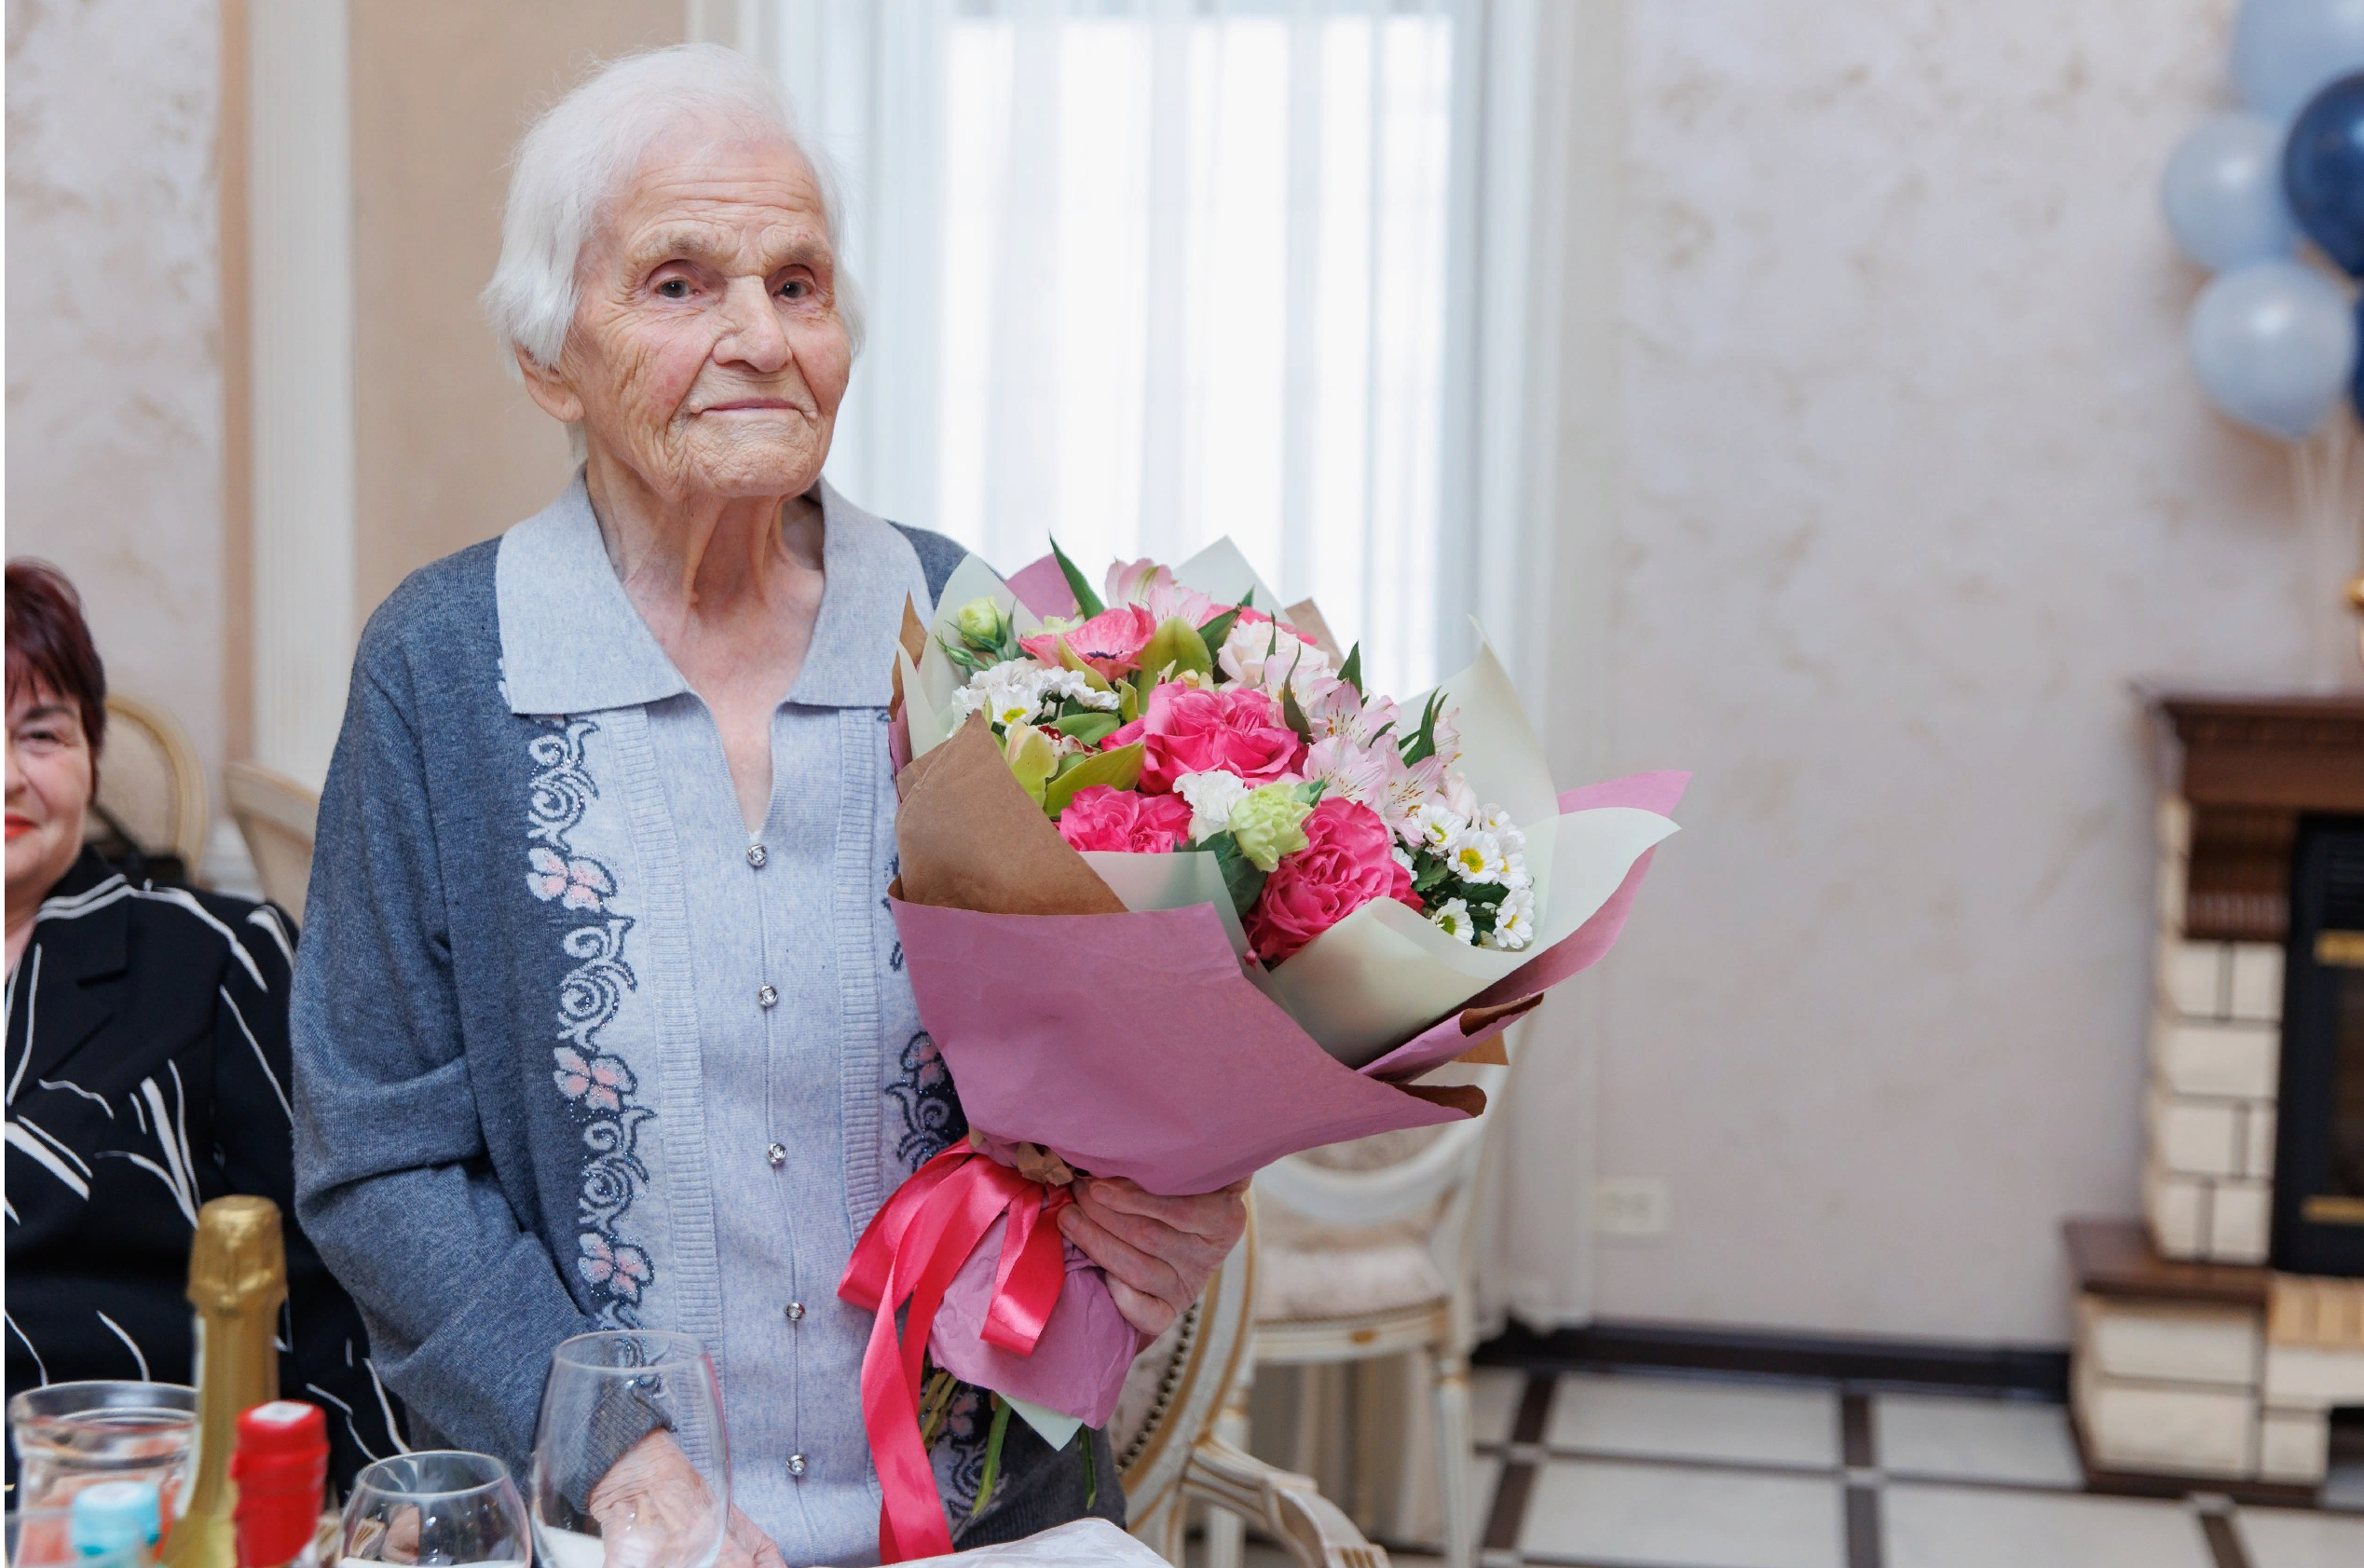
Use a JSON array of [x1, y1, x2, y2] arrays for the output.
[[232, 1401, 328, 1568]]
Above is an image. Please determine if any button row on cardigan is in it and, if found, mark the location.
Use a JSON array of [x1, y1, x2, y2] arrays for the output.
[[785, 1300, 805, 1322], [786, 1452, 808, 1478], [766, 1142, 786, 1168], [746, 843, 768, 868], [758, 984, 778, 1009]]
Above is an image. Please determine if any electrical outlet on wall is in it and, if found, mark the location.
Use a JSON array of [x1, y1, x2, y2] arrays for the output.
[[1594, 1177, 1672, 1237]]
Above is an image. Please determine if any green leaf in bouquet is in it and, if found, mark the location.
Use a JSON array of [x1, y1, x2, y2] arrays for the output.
[[1194, 592, 1254, 667], [1280, 677, 1313, 742], [1458, 879, 1509, 908], [1050, 708, 1124, 748], [1338, 642, 1363, 694], [1050, 538, 1107, 619], [1042, 741, 1145, 817], [1118, 676, 1144, 723], [1208, 833, 1270, 921], [1412, 855, 1453, 896], [1401, 689, 1447, 765], [1140, 615, 1213, 683], [1003, 723, 1059, 806]]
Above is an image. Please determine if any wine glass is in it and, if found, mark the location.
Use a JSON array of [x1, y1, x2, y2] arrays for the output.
[[340, 1452, 529, 1567], [528, 1330, 730, 1568]]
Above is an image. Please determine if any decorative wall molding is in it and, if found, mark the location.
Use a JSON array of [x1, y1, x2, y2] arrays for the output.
[[246, 0, 357, 788]]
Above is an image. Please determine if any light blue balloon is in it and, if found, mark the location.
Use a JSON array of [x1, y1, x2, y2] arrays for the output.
[[2163, 112, 2300, 269], [2189, 259, 2357, 440], [2234, 0, 2364, 119]]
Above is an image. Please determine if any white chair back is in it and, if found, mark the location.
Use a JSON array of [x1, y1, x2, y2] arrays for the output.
[[224, 761, 319, 920], [89, 692, 210, 872]]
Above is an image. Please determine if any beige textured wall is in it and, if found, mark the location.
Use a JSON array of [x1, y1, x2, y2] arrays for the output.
[[349, 0, 681, 620], [1582, 0, 2343, 1345], [7, 0, 228, 800]]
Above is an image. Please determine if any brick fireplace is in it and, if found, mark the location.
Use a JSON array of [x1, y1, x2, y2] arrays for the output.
[[2067, 691, 2364, 1494]]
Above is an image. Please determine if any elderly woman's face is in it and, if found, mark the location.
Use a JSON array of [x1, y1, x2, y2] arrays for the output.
[[540, 123, 853, 500]]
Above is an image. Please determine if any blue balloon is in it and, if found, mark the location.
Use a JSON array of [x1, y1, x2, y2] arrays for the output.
[[2189, 259, 2357, 441], [2234, 0, 2364, 119], [2164, 112, 2300, 269], [2287, 73, 2364, 273]]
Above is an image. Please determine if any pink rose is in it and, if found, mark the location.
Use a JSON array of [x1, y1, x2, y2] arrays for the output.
[[1138, 683, 1303, 793], [1055, 785, 1195, 853], [1019, 603, 1159, 678], [1245, 798, 1418, 964]]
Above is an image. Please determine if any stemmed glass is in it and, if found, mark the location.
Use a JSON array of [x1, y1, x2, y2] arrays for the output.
[[528, 1330, 730, 1568], [340, 1451, 530, 1567]]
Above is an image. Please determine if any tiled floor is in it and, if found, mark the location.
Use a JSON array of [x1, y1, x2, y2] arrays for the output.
[[1466, 1366, 2363, 1568]]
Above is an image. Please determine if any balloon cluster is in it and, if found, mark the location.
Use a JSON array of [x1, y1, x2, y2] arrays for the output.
[[2167, 0, 2364, 441]]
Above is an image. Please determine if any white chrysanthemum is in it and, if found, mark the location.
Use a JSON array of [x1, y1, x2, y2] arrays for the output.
[[1174, 770, 1252, 841], [988, 689, 1041, 729], [1444, 827, 1510, 884], [1430, 897, 1477, 945], [1411, 801, 1466, 851], [1499, 855, 1533, 893], [1487, 886, 1536, 950], [1040, 668, 1121, 711], [1476, 804, 1525, 852]]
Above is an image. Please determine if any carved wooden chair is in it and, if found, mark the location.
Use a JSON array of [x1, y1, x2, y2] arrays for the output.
[[88, 691, 211, 875], [1113, 1200, 1387, 1568]]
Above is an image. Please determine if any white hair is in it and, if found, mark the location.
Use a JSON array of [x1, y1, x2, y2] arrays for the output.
[[482, 42, 866, 395]]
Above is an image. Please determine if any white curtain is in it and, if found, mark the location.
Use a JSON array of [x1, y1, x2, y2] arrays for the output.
[[727, 0, 1584, 701], [713, 0, 1601, 1330]]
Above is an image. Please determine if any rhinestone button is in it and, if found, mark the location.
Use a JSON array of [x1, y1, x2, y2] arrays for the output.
[[758, 984, 778, 1009], [786, 1301, 805, 1322], [746, 843, 768, 868], [766, 1142, 786, 1168], [786, 1452, 808, 1478]]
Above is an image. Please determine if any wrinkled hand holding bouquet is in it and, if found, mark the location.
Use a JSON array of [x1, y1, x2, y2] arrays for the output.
[[840, 540, 1685, 1558]]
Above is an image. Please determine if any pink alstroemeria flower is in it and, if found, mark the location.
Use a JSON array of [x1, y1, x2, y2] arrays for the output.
[[527, 847, 614, 912], [1102, 558, 1222, 627]]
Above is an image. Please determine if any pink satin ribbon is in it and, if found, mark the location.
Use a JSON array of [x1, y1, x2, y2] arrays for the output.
[[838, 1146, 1073, 1561]]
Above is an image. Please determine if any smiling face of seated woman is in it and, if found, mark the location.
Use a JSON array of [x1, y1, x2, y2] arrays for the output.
[[6, 682, 91, 924], [518, 118, 855, 507]]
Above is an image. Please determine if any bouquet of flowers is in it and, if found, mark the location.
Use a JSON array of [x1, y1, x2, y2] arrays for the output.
[[840, 540, 1684, 1558]]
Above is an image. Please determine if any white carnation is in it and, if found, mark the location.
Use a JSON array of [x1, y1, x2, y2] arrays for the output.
[[1174, 770, 1251, 841]]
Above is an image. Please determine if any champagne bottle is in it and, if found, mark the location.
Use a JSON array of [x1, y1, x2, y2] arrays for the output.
[[162, 1196, 288, 1568]]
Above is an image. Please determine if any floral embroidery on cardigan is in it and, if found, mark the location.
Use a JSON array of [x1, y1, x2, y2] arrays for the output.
[[884, 1029, 967, 1171], [526, 717, 652, 1327]]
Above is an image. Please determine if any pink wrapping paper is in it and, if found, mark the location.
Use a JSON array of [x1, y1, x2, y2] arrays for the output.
[[890, 899, 1465, 1196], [1005, 553, 1080, 620], [929, 1229, 1140, 1428]]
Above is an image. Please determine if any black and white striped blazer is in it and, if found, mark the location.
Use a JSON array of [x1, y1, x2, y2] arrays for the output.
[[5, 849, 400, 1489]]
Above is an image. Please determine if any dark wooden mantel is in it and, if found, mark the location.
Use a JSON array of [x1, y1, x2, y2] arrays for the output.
[[2151, 689, 2364, 942]]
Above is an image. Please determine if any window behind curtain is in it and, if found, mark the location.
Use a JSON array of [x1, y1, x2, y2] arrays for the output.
[[767, 0, 1459, 694]]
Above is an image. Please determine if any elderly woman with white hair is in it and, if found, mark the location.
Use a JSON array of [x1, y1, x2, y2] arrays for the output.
[[290, 44, 1243, 1563]]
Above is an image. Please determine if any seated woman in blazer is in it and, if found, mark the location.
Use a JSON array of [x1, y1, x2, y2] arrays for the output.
[[4, 559, 397, 1488]]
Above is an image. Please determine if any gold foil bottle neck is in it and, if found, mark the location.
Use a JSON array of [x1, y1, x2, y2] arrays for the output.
[[186, 1195, 288, 1317]]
